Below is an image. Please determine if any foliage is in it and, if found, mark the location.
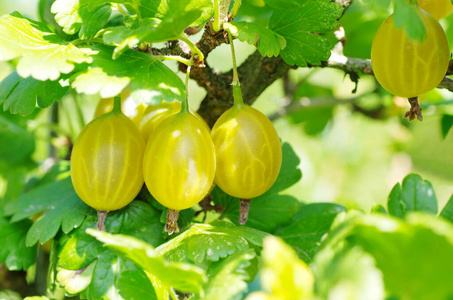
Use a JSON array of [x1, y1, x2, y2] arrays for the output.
[[0, 0, 453, 299]]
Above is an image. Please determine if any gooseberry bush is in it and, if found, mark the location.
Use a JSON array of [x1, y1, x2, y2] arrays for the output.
[[2, 0, 453, 299]]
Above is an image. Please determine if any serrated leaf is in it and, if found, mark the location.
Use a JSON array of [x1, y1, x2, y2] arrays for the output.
[[246, 236, 314, 300], [88, 229, 207, 295], [0, 13, 95, 80], [103, 12, 199, 59], [58, 201, 164, 270], [387, 174, 438, 218], [71, 67, 129, 98], [213, 143, 302, 232], [268, 0, 343, 67], [4, 177, 92, 246], [0, 71, 69, 115], [71, 45, 185, 103], [156, 221, 268, 264], [195, 250, 256, 300], [274, 203, 346, 262], [153, 0, 214, 27], [0, 217, 37, 270], [224, 22, 286, 57], [104, 0, 215, 56], [51, 0, 82, 34], [440, 194, 453, 223], [51, 0, 112, 39]]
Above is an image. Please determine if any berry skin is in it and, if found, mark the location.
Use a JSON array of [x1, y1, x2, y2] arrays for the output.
[[417, 0, 453, 19], [71, 110, 145, 211], [139, 101, 208, 142], [211, 104, 282, 199], [371, 8, 450, 98], [143, 111, 216, 211]]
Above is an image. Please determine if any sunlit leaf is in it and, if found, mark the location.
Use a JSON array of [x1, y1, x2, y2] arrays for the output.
[[0, 13, 95, 80]]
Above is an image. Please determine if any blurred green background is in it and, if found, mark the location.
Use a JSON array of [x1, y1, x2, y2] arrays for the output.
[[1, 0, 453, 214]]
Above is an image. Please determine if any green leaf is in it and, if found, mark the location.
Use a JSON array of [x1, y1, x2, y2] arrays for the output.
[[247, 236, 314, 299], [346, 213, 453, 300], [71, 45, 185, 103], [0, 13, 95, 80], [152, 0, 214, 27], [274, 203, 346, 262], [117, 270, 158, 300], [0, 217, 37, 270], [213, 191, 301, 233], [224, 22, 286, 57], [440, 194, 453, 223], [51, 0, 83, 34], [393, 0, 426, 41], [196, 250, 256, 300], [387, 174, 438, 218], [58, 215, 103, 270], [4, 177, 92, 246], [268, 0, 343, 67], [0, 113, 35, 165], [289, 106, 333, 136], [59, 201, 164, 270], [312, 244, 385, 300], [87, 251, 135, 300], [57, 262, 96, 295], [371, 204, 387, 214], [441, 114, 453, 139], [213, 143, 302, 232], [263, 0, 305, 9], [104, 0, 210, 58], [79, 5, 112, 40], [0, 71, 69, 115], [88, 229, 207, 295], [103, 15, 201, 59], [51, 0, 112, 39], [156, 220, 268, 264]]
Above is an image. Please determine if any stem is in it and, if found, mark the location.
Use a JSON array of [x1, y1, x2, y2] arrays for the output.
[[228, 31, 244, 106], [165, 209, 180, 235], [239, 199, 251, 225], [96, 211, 108, 232], [213, 0, 221, 32], [404, 97, 423, 121], [182, 57, 194, 113], [230, 0, 242, 20], [155, 55, 191, 65], [112, 96, 122, 113], [179, 34, 205, 64]]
